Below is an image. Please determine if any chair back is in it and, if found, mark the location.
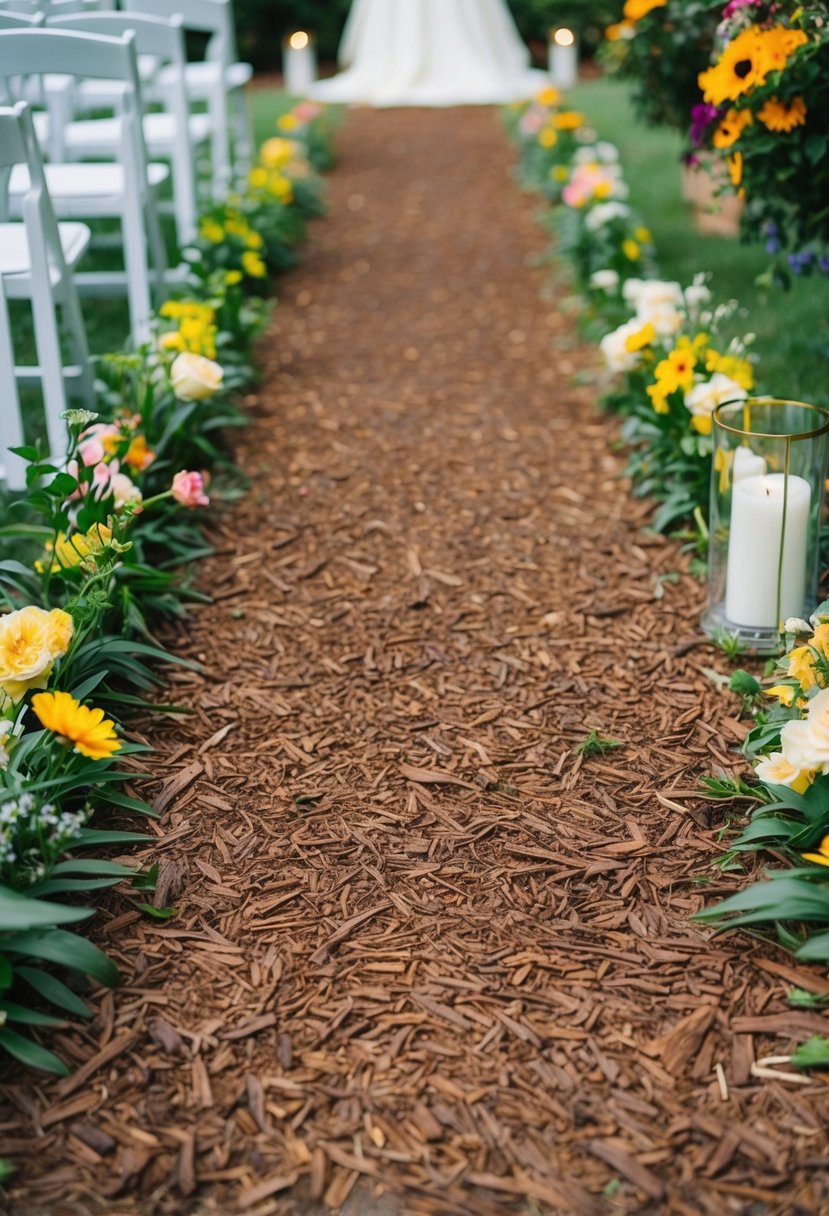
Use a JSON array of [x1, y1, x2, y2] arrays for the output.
[[48, 9, 185, 66], [0, 11, 42, 28], [123, 0, 239, 66], [0, 28, 151, 184]]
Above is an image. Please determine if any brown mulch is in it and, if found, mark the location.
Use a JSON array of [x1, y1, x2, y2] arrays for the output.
[[3, 108, 829, 1216]]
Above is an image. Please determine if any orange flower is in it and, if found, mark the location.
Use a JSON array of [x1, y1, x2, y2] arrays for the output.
[[712, 108, 753, 149], [758, 95, 807, 133]]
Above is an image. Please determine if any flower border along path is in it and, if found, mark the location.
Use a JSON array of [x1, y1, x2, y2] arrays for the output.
[[506, 86, 829, 1071], [0, 102, 338, 1086]]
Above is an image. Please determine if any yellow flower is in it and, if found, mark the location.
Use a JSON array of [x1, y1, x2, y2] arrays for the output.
[[712, 107, 753, 149], [699, 28, 767, 105], [553, 111, 585, 131], [159, 330, 185, 353], [277, 113, 299, 132], [646, 382, 671, 414], [605, 20, 635, 40], [810, 624, 829, 658], [727, 151, 744, 189], [634, 226, 652, 243], [706, 351, 754, 391], [803, 833, 829, 867], [0, 607, 73, 702], [594, 181, 614, 201], [39, 524, 113, 575], [552, 165, 569, 182], [260, 137, 297, 169], [538, 128, 558, 149], [170, 352, 224, 401], [788, 644, 817, 692], [242, 250, 267, 279], [535, 86, 560, 107], [759, 25, 808, 73], [31, 690, 120, 761], [714, 447, 732, 494], [245, 230, 264, 251], [248, 166, 269, 190], [200, 219, 225, 244], [622, 238, 641, 261], [268, 173, 294, 204], [653, 342, 697, 397], [623, 0, 666, 19], [765, 684, 797, 707], [758, 95, 807, 133], [225, 269, 243, 286], [624, 321, 655, 353]]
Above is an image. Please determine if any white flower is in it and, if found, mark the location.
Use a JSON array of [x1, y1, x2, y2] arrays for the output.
[[784, 618, 811, 635], [755, 751, 812, 790], [684, 373, 747, 427], [585, 202, 630, 231], [635, 302, 684, 337], [781, 690, 829, 773], [590, 269, 620, 293], [684, 283, 712, 311], [109, 472, 143, 511], [626, 279, 684, 311], [170, 352, 224, 402], [599, 319, 648, 375], [595, 141, 619, 163]]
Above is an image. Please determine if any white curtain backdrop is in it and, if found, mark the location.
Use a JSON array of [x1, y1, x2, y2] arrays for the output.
[[310, 0, 547, 107]]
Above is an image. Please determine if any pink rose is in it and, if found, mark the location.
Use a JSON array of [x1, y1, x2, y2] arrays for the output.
[[78, 422, 119, 467], [171, 470, 209, 509]]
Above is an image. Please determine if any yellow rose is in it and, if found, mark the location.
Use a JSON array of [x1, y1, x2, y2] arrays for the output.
[[170, 352, 224, 402], [241, 250, 267, 279], [0, 606, 74, 702], [248, 166, 269, 190], [260, 137, 298, 170]]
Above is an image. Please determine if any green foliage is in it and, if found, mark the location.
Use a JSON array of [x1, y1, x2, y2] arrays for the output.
[[577, 728, 622, 757]]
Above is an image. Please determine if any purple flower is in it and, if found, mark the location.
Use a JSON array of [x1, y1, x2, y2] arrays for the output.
[[819, 257, 829, 275], [722, 0, 762, 17], [787, 252, 813, 275], [766, 238, 781, 254], [690, 103, 720, 147]]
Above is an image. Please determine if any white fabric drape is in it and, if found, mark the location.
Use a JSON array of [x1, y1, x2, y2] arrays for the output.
[[310, 0, 547, 107]]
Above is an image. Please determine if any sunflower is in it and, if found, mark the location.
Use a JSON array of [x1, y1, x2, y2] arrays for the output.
[[758, 25, 808, 73], [712, 107, 753, 149], [32, 690, 121, 761], [699, 27, 768, 105], [758, 95, 807, 133], [623, 0, 666, 19]]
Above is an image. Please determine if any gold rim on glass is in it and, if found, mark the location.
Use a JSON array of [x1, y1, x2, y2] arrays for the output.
[[713, 397, 829, 442]]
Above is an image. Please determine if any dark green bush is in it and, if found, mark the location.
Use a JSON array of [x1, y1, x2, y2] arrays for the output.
[[235, 0, 617, 72]]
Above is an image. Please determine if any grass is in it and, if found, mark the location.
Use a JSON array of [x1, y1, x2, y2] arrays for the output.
[[569, 77, 829, 408]]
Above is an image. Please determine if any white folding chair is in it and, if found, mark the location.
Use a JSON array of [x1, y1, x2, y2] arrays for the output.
[[0, 27, 170, 343], [0, 101, 92, 488], [48, 11, 209, 247], [123, 0, 252, 196]]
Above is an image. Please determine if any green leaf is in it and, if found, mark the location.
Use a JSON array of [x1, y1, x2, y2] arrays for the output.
[[795, 930, 829, 963], [49, 859, 138, 878], [0, 885, 92, 931], [5, 929, 120, 987], [0, 1026, 69, 1075], [136, 903, 176, 920], [0, 1000, 66, 1027], [72, 829, 153, 847], [729, 669, 761, 697], [790, 1035, 829, 1070], [15, 965, 91, 1018]]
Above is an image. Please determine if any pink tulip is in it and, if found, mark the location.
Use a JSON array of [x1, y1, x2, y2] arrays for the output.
[[171, 470, 209, 509]]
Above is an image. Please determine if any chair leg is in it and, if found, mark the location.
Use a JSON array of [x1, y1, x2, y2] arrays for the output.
[[28, 263, 70, 464], [59, 277, 95, 406], [169, 142, 198, 248], [121, 202, 154, 345], [208, 80, 232, 199], [231, 85, 253, 184], [0, 287, 27, 492]]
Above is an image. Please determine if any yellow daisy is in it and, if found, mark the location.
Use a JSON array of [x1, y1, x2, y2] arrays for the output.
[[32, 690, 121, 761]]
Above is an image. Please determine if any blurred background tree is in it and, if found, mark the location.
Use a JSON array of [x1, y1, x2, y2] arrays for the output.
[[235, 0, 619, 72]]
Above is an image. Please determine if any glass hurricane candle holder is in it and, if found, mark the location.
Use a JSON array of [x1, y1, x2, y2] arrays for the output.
[[703, 398, 829, 652], [548, 27, 579, 91], [283, 30, 317, 96]]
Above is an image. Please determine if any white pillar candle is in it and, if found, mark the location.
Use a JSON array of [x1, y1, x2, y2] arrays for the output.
[[732, 445, 767, 482], [725, 472, 811, 628], [284, 32, 316, 96], [549, 29, 579, 91]]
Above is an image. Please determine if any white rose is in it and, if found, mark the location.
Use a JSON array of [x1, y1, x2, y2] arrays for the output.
[[622, 278, 646, 306], [684, 283, 712, 311], [170, 352, 224, 402], [684, 373, 747, 426], [585, 202, 630, 232], [631, 279, 684, 310], [781, 691, 829, 772], [784, 618, 811, 635], [590, 269, 620, 293], [599, 319, 647, 375]]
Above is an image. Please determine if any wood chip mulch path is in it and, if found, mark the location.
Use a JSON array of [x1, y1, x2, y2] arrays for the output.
[[3, 108, 829, 1216]]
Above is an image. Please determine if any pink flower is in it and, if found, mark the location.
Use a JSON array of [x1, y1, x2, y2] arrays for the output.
[[78, 422, 119, 467], [519, 107, 543, 135], [171, 470, 209, 509], [293, 100, 322, 123]]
